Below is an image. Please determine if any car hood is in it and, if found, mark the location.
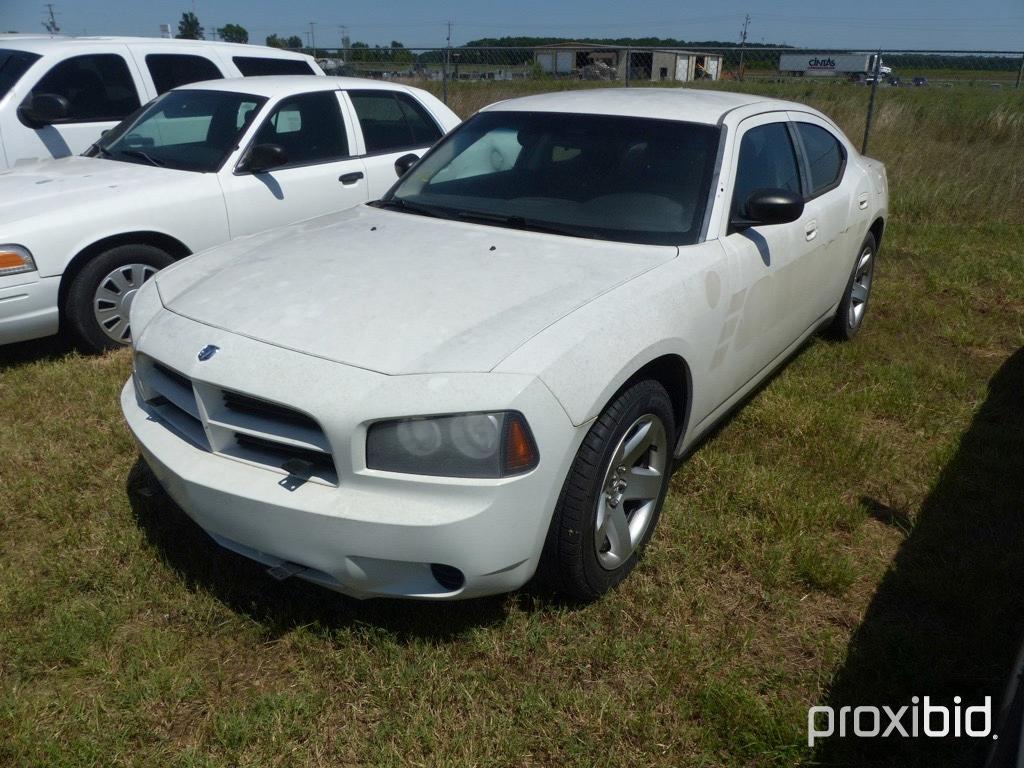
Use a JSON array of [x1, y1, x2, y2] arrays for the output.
[[155, 205, 677, 374], [0, 155, 189, 220]]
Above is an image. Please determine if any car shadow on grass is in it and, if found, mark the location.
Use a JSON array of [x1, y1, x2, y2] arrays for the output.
[[0, 334, 76, 372], [813, 347, 1024, 767], [125, 460, 580, 642]]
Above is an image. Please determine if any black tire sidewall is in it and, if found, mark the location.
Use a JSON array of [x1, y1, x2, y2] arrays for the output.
[[64, 244, 174, 352], [543, 379, 676, 600], [830, 231, 876, 341]]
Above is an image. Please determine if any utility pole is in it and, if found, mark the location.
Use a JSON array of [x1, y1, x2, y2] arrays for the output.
[[737, 14, 750, 81], [309, 22, 317, 59], [43, 3, 60, 35]]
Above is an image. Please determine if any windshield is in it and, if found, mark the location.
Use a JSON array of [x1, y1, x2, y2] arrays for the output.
[[383, 111, 720, 245], [0, 49, 40, 100], [90, 89, 265, 172]]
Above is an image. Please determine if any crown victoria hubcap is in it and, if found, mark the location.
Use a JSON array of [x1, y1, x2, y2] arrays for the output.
[[93, 263, 158, 344], [594, 413, 668, 570]]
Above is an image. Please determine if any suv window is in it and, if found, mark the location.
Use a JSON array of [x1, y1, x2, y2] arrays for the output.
[[232, 57, 315, 76], [348, 90, 442, 153], [31, 53, 140, 122], [146, 54, 223, 95], [0, 49, 40, 100], [732, 122, 802, 218], [796, 122, 845, 196], [250, 91, 348, 167]]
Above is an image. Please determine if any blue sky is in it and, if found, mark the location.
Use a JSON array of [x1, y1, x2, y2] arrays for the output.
[[3, 0, 1023, 50]]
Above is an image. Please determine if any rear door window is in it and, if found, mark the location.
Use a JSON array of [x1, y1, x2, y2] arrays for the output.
[[233, 57, 315, 76], [146, 53, 223, 94], [31, 53, 140, 122], [348, 90, 442, 154], [795, 122, 846, 197]]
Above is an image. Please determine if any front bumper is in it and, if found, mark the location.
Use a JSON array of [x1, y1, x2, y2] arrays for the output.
[[122, 310, 582, 600], [0, 272, 60, 345]]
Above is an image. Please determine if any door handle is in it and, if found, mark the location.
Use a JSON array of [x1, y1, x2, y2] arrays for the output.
[[858, 192, 870, 210], [804, 221, 818, 242], [339, 171, 364, 185]]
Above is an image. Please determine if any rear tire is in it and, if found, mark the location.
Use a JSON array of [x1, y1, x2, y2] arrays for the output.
[[538, 379, 675, 601], [64, 244, 174, 352], [827, 232, 876, 341]]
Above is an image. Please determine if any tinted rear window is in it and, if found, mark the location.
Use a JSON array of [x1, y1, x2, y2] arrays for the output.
[[349, 90, 442, 153], [233, 57, 315, 76], [0, 49, 41, 100], [796, 122, 846, 196], [146, 53, 223, 94]]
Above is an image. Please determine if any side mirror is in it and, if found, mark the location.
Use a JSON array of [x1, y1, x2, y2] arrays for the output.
[[241, 143, 287, 174], [731, 188, 804, 230], [18, 93, 70, 128], [394, 153, 419, 178]]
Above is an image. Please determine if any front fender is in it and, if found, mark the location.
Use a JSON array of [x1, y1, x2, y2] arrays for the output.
[[495, 241, 730, 442]]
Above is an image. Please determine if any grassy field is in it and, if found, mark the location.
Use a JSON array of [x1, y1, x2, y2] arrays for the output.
[[1, 83, 1023, 766]]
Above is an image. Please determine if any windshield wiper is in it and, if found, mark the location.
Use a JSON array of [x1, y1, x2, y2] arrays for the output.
[[88, 143, 114, 159], [454, 210, 586, 238], [117, 149, 165, 167], [372, 198, 453, 219]]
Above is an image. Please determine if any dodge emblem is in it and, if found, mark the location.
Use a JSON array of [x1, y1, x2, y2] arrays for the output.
[[197, 345, 220, 361]]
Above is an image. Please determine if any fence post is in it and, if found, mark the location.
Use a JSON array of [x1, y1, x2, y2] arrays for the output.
[[624, 46, 631, 87], [442, 44, 451, 105], [1016, 52, 1024, 89], [862, 50, 882, 155]]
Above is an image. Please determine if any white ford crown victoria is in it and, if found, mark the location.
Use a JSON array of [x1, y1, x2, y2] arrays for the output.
[[121, 88, 888, 601], [0, 75, 458, 351]]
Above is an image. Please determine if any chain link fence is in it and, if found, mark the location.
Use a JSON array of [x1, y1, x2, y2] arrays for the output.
[[312, 45, 1023, 153]]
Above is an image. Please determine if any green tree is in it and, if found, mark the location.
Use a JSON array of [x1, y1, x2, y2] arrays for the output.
[[218, 23, 248, 44], [175, 11, 203, 40], [350, 40, 370, 61], [265, 33, 284, 48], [286, 35, 303, 49]]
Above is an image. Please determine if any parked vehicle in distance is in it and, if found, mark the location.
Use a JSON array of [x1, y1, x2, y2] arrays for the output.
[[121, 88, 888, 601], [912, 76, 929, 87], [0, 76, 459, 351], [0, 35, 323, 169]]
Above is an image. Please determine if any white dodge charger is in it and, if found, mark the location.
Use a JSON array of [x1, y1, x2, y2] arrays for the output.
[[121, 88, 888, 601]]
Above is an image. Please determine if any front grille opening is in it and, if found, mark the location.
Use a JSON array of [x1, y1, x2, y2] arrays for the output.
[[430, 563, 465, 591], [152, 361, 193, 392], [223, 390, 320, 431], [234, 433, 336, 476]]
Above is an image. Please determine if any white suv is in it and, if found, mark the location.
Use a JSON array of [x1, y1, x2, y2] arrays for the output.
[[0, 35, 322, 169]]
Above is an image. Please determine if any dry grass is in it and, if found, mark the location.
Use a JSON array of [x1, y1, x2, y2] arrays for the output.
[[0, 81, 1022, 767]]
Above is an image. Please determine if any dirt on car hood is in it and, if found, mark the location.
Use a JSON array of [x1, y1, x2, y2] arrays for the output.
[[155, 205, 677, 374]]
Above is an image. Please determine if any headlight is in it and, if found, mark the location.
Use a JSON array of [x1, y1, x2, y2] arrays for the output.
[[0, 245, 36, 277], [367, 411, 539, 478]]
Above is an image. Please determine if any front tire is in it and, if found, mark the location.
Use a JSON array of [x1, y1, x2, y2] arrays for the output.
[[538, 379, 675, 601], [827, 232, 876, 341], [64, 244, 174, 352]]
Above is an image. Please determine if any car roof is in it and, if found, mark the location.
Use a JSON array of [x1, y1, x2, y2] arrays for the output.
[[0, 35, 310, 58], [482, 88, 804, 125], [178, 75, 418, 97]]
